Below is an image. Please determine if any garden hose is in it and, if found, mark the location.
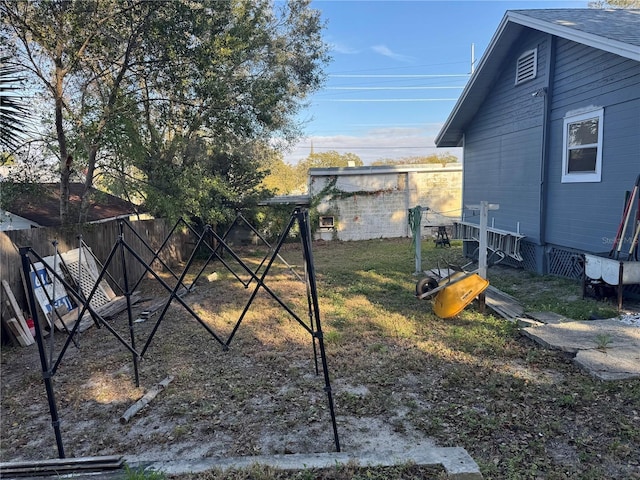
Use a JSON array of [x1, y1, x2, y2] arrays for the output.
[[408, 205, 423, 248]]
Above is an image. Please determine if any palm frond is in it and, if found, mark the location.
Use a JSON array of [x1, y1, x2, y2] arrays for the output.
[[0, 57, 30, 151]]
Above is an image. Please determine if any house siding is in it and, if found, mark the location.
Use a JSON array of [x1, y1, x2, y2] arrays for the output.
[[462, 30, 549, 244], [544, 39, 640, 255]]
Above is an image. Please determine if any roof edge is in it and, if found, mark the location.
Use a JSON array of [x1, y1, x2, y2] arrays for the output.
[[507, 10, 640, 62], [435, 11, 512, 147], [309, 164, 462, 176], [435, 9, 640, 147]]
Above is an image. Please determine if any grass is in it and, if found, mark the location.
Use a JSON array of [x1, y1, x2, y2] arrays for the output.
[[173, 461, 446, 479], [1, 237, 638, 479]]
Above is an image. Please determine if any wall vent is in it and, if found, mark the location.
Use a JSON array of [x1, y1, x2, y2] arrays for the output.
[[515, 48, 537, 85], [319, 216, 335, 229]]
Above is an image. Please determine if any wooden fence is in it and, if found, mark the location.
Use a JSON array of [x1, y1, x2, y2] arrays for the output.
[[1, 218, 192, 320]]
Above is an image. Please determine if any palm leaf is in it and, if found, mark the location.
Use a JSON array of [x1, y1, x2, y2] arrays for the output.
[[0, 57, 30, 151]]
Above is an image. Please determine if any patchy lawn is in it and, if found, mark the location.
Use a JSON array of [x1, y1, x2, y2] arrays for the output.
[[1, 238, 639, 479]]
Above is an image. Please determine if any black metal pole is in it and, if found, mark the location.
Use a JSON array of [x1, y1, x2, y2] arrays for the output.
[[20, 247, 65, 458], [296, 209, 341, 452], [224, 212, 302, 347], [124, 218, 188, 292], [138, 226, 227, 356], [119, 223, 140, 387], [303, 245, 319, 376]]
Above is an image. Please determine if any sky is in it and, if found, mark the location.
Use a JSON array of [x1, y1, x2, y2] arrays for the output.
[[283, 0, 590, 165]]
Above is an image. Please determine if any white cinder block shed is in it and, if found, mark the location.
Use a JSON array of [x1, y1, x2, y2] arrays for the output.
[[309, 164, 462, 241]]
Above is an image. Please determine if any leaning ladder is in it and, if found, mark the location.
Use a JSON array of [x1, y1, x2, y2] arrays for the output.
[[454, 221, 525, 262]]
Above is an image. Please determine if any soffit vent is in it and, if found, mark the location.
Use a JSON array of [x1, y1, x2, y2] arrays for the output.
[[515, 48, 537, 85]]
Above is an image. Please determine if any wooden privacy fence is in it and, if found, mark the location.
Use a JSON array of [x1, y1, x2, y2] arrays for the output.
[[1, 218, 191, 319]]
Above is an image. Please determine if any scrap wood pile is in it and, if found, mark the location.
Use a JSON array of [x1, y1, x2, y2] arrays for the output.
[[1, 244, 138, 348]]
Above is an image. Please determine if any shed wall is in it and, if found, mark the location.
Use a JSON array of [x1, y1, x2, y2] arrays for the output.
[[310, 167, 462, 241]]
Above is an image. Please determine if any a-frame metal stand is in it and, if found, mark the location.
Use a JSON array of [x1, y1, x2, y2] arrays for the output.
[[19, 206, 340, 459]]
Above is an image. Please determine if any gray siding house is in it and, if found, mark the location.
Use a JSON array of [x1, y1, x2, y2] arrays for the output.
[[436, 9, 640, 277]]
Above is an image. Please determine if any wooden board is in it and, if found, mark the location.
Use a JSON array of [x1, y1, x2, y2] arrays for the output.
[[1, 315, 20, 346], [0, 455, 124, 477], [2, 280, 34, 345], [120, 375, 174, 423], [485, 285, 524, 321], [6, 318, 31, 347], [60, 292, 142, 333]]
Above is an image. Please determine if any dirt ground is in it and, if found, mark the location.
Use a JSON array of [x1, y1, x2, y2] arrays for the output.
[[0, 262, 436, 464], [1, 242, 639, 479]]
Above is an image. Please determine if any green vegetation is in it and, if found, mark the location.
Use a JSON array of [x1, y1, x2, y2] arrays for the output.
[[2, 239, 637, 480], [125, 466, 167, 480], [172, 461, 446, 480], [1, 0, 330, 225]]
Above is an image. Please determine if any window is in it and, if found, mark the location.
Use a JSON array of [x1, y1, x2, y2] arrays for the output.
[[515, 49, 537, 85], [319, 216, 334, 229], [561, 108, 603, 183]]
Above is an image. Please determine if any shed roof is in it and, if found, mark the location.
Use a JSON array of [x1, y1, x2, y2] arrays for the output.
[[308, 163, 462, 176], [2, 183, 141, 228], [435, 8, 640, 147]]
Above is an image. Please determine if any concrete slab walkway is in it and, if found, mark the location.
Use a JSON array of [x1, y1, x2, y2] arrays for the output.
[[520, 315, 640, 381], [127, 447, 483, 479]]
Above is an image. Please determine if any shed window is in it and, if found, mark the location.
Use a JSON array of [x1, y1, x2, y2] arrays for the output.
[[319, 216, 334, 229], [561, 108, 603, 183], [515, 49, 537, 85]]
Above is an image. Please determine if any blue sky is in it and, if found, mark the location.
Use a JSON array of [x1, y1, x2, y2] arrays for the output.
[[284, 0, 589, 165]]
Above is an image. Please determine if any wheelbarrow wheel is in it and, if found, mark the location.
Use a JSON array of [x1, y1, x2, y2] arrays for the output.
[[416, 276, 439, 296]]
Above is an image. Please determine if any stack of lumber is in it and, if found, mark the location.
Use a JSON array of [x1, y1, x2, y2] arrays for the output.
[[0, 455, 124, 477], [59, 292, 142, 333], [484, 285, 525, 321]]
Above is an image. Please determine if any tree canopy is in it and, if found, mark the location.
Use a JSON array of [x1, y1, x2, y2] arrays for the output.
[[588, 0, 640, 7], [1, 0, 330, 226], [262, 150, 364, 195]]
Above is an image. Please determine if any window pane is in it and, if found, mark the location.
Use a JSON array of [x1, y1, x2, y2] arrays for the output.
[[568, 118, 599, 147], [568, 147, 597, 172]]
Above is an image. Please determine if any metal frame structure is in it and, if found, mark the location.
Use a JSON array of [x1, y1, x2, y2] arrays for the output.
[[19, 207, 340, 459]]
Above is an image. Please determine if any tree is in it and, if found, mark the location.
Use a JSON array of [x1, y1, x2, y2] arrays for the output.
[[299, 151, 364, 170], [1, 0, 330, 225], [589, 0, 640, 7], [261, 156, 305, 195], [0, 57, 29, 153], [2, 1, 163, 223], [125, 0, 329, 225]]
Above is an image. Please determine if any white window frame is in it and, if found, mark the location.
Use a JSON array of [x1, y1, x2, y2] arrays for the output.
[[319, 215, 335, 229], [561, 108, 604, 183], [515, 48, 537, 85]]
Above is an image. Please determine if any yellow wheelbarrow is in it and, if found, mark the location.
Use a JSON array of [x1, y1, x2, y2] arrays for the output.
[[415, 267, 489, 318]]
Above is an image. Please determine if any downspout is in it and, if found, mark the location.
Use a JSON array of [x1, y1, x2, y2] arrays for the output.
[[460, 133, 466, 219], [538, 35, 555, 273]]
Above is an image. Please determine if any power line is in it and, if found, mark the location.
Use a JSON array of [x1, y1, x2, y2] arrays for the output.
[[326, 86, 463, 91], [316, 98, 459, 103], [299, 146, 437, 150], [330, 74, 470, 78]]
